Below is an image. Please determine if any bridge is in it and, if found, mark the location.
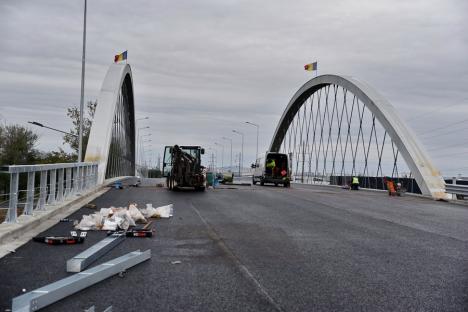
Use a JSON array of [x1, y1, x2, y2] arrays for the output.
[[1, 63, 468, 311]]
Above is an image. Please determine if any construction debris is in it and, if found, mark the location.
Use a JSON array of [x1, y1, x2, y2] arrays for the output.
[[67, 233, 126, 272], [142, 203, 173, 219], [12, 250, 151, 312], [73, 203, 172, 232], [33, 231, 87, 245]]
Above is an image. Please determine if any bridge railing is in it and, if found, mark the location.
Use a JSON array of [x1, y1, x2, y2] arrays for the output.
[[445, 178, 468, 199], [1, 162, 98, 223]]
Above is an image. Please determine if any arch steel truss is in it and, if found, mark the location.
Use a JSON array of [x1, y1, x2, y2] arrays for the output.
[[270, 75, 446, 199], [85, 64, 135, 184]]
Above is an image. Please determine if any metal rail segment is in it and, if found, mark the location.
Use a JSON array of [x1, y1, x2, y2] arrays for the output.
[[269, 74, 446, 199], [12, 250, 151, 312]]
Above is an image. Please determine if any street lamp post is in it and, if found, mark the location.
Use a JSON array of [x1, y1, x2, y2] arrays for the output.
[[245, 121, 259, 164], [232, 130, 244, 177], [136, 126, 150, 173], [28, 121, 78, 137], [214, 142, 224, 170], [222, 137, 232, 172], [78, 0, 87, 163]]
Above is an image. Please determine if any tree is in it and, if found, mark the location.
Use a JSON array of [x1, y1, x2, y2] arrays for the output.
[[0, 124, 39, 165], [38, 148, 76, 163], [63, 100, 97, 160]]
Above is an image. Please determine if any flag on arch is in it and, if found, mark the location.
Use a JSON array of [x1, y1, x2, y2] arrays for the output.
[[114, 50, 128, 63], [304, 61, 317, 71]]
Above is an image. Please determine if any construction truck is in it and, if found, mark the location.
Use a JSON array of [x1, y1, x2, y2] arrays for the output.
[[162, 145, 206, 191]]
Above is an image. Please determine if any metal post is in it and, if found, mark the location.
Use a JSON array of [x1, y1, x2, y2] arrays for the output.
[[56, 168, 64, 202], [222, 137, 233, 172], [24, 171, 35, 215], [36, 170, 47, 210], [73, 167, 79, 195], [65, 168, 72, 198], [5, 172, 19, 223], [47, 169, 57, 205], [78, 0, 87, 162], [245, 121, 259, 164], [94, 164, 99, 186]]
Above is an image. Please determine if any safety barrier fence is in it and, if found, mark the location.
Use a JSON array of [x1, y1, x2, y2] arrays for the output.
[[445, 179, 468, 199], [1, 162, 98, 223]]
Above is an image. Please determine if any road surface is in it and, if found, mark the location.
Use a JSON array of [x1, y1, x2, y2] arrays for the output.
[[1, 181, 468, 311]]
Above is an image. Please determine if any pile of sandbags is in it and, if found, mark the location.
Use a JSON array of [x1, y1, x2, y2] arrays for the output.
[[75, 203, 173, 231]]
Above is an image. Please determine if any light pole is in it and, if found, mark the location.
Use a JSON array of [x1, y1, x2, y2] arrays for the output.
[[232, 130, 244, 176], [135, 117, 149, 174], [222, 137, 232, 172], [214, 142, 224, 170], [28, 121, 78, 137], [78, 0, 87, 162], [136, 126, 150, 172], [245, 121, 259, 164]]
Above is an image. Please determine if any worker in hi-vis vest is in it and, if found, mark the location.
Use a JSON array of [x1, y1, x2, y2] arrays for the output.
[[351, 176, 359, 190], [266, 158, 276, 176]]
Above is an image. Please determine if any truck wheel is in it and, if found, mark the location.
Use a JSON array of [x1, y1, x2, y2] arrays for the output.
[[284, 182, 290, 188], [167, 176, 172, 190], [252, 178, 257, 185], [274, 183, 278, 187], [260, 180, 264, 186]]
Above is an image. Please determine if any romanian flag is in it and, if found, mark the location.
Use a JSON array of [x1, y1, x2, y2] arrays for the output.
[[304, 62, 317, 71], [114, 51, 128, 63]]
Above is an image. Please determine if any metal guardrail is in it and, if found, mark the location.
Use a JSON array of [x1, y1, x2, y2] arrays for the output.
[[2, 162, 98, 223], [445, 184, 468, 198]]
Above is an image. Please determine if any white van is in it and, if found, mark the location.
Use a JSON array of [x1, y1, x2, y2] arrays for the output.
[[252, 152, 290, 187]]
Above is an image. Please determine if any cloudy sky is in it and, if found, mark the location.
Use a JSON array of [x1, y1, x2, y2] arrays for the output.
[[1, 0, 467, 175]]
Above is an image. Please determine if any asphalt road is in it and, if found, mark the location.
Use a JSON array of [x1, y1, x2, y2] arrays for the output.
[[1, 181, 468, 311]]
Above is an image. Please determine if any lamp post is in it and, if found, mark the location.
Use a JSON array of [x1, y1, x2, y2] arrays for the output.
[[136, 126, 150, 172], [222, 137, 232, 172], [245, 121, 259, 164], [28, 121, 78, 137], [78, 0, 87, 163], [214, 142, 224, 170], [232, 130, 244, 177]]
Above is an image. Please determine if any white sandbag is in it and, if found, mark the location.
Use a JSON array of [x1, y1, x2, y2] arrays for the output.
[[113, 208, 136, 227], [102, 217, 119, 231], [99, 208, 113, 217], [141, 203, 157, 218], [116, 215, 130, 231], [128, 204, 147, 223], [154, 204, 174, 218], [75, 213, 103, 230]]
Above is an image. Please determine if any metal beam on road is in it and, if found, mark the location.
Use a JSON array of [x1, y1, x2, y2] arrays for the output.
[[12, 250, 151, 312], [66, 233, 125, 272]]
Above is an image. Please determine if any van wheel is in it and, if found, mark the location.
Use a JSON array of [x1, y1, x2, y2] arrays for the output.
[[260, 180, 264, 186]]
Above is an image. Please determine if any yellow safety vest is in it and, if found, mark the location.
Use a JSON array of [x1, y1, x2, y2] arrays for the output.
[[266, 160, 276, 168], [352, 177, 359, 184]]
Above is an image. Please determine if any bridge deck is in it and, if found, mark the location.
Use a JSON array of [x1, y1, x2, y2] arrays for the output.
[[1, 182, 468, 311]]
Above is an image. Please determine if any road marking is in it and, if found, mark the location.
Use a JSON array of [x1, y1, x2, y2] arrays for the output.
[[191, 203, 285, 312]]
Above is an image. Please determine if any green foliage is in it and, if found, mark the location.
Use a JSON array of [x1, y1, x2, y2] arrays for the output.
[[38, 148, 76, 163], [0, 124, 39, 165], [63, 100, 97, 160]]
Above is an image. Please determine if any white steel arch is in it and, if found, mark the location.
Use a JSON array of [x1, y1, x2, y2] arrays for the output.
[[85, 63, 135, 184], [270, 74, 446, 199]]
